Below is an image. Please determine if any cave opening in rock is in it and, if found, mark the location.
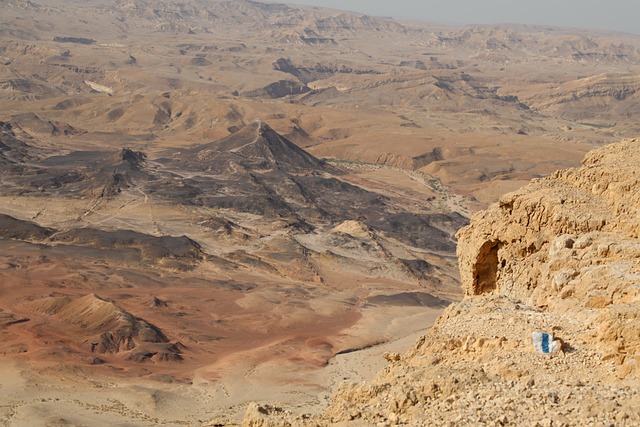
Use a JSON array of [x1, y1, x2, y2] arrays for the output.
[[473, 240, 501, 295]]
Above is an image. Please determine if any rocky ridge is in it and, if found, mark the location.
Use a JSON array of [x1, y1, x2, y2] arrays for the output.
[[498, 73, 640, 122], [0, 120, 464, 375], [2, 0, 640, 423], [244, 139, 640, 426], [0, 120, 465, 289], [3, 0, 639, 205], [32, 293, 183, 362]]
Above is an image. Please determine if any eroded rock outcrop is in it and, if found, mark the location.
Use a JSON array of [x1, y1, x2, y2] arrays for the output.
[[243, 139, 640, 426], [457, 137, 640, 378], [33, 293, 183, 362]]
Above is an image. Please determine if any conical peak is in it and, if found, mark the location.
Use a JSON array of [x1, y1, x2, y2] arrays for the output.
[[247, 121, 327, 170], [185, 120, 331, 173], [254, 120, 274, 136], [121, 148, 146, 168], [254, 122, 283, 144]]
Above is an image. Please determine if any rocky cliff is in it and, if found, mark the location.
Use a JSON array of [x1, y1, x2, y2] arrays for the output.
[[244, 138, 640, 426]]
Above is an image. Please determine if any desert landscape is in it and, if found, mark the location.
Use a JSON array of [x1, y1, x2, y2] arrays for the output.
[[0, 0, 638, 425]]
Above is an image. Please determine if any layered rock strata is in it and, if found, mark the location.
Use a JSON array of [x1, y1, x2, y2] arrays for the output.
[[244, 139, 640, 426]]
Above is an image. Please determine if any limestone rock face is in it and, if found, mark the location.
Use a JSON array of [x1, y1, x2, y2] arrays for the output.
[[458, 138, 639, 297], [243, 139, 640, 426], [456, 138, 640, 378]]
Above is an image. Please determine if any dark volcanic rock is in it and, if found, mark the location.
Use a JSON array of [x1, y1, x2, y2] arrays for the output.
[[367, 292, 450, 308], [300, 36, 336, 45], [158, 122, 466, 250], [273, 58, 380, 84], [366, 212, 468, 251], [150, 296, 168, 307], [274, 58, 336, 84], [30, 170, 87, 190], [121, 148, 147, 169], [20, 147, 161, 197], [11, 113, 80, 136], [158, 124, 386, 220], [0, 214, 54, 241], [0, 214, 205, 270], [50, 228, 205, 265], [1, 120, 466, 257], [0, 122, 39, 177], [0, 121, 31, 160], [100, 172, 133, 197], [246, 80, 311, 98], [53, 36, 96, 45], [182, 121, 330, 173]]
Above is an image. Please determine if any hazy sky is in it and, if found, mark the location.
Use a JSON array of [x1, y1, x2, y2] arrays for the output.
[[282, 0, 639, 34]]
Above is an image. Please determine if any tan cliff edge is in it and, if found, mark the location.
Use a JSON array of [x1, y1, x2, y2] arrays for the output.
[[244, 138, 640, 426]]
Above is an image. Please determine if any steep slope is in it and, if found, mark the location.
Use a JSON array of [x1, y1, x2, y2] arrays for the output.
[[456, 138, 640, 376], [33, 293, 183, 362], [182, 120, 331, 173], [0, 213, 54, 241], [0, 121, 35, 168], [3, 1, 640, 423], [499, 73, 640, 122], [161, 122, 467, 254], [2, 0, 639, 209], [0, 120, 465, 385], [245, 138, 640, 426], [0, 213, 206, 270], [0, 120, 465, 290]]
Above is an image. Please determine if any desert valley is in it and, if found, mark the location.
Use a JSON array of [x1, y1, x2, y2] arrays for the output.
[[0, 0, 638, 425]]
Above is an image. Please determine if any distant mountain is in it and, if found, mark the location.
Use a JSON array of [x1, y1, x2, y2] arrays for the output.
[[0, 0, 407, 38], [498, 73, 640, 121], [183, 121, 331, 173], [0, 120, 466, 252]]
